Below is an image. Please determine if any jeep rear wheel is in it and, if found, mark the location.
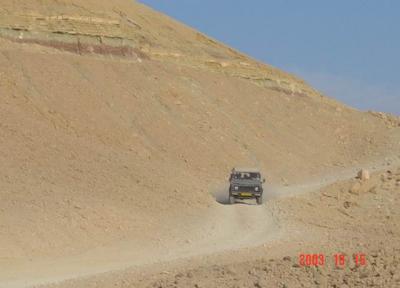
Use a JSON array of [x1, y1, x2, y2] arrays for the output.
[[256, 196, 262, 205], [229, 196, 235, 205]]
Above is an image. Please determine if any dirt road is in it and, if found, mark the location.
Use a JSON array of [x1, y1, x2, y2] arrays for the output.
[[1, 156, 398, 288], [0, 195, 279, 288]]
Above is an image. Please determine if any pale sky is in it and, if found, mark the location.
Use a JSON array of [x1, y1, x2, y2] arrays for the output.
[[140, 0, 400, 115]]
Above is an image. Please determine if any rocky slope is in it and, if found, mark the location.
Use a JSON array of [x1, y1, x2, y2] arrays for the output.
[[45, 166, 400, 288]]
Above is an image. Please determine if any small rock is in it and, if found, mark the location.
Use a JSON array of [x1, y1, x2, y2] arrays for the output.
[[349, 182, 361, 195], [224, 268, 236, 276], [393, 272, 400, 281], [283, 256, 291, 262], [357, 169, 370, 181], [368, 186, 377, 194], [343, 201, 352, 209], [371, 252, 379, 258]]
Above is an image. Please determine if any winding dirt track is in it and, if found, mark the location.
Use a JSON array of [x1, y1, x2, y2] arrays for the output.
[[2, 157, 398, 288], [1, 201, 279, 288]]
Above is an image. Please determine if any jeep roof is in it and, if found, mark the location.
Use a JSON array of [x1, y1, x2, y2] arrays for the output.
[[231, 168, 261, 173]]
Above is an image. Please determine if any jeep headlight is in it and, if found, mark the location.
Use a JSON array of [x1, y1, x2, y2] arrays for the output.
[[255, 186, 259, 192], [234, 186, 239, 191]]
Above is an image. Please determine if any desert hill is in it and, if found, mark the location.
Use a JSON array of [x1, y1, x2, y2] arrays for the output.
[[0, 1, 399, 287], [0, 0, 318, 96]]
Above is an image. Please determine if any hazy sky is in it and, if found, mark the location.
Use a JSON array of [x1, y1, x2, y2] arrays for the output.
[[140, 0, 400, 115]]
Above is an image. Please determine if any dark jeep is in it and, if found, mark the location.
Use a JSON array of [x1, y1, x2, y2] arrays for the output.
[[229, 168, 265, 205]]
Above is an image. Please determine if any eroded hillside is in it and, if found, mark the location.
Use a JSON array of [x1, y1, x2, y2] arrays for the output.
[[0, 1, 399, 287], [0, 0, 325, 96]]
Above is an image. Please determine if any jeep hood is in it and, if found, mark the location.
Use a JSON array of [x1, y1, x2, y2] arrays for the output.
[[231, 179, 261, 186]]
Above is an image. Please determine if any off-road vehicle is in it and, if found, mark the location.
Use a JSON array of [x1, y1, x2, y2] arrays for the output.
[[229, 168, 265, 205]]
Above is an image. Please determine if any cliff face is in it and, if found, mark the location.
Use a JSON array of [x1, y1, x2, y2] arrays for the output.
[[0, 0, 399, 266]]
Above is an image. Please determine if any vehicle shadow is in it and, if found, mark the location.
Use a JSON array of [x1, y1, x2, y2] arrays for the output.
[[212, 188, 231, 205], [232, 199, 258, 206], [211, 187, 258, 206]]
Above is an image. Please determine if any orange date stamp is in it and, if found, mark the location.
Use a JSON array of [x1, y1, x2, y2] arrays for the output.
[[299, 253, 367, 267]]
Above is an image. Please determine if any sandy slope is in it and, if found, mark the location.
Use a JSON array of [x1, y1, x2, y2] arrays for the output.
[[0, 0, 400, 287], [1, 205, 277, 288], [0, 157, 398, 288], [1, 36, 398, 263], [35, 161, 400, 288]]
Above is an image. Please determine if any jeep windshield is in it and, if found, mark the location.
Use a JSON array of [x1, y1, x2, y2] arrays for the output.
[[231, 172, 261, 180]]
